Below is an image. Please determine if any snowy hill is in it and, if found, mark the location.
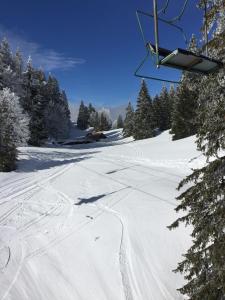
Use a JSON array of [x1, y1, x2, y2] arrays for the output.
[[0, 130, 203, 300]]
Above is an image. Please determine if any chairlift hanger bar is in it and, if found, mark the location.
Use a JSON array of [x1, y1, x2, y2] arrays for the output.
[[136, 10, 188, 46]]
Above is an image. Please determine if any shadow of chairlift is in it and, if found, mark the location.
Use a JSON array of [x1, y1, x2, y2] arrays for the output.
[[135, 0, 224, 84]]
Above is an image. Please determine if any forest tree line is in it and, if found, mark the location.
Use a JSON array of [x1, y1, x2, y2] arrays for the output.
[[0, 38, 71, 171], [76, 101, 125, 131]]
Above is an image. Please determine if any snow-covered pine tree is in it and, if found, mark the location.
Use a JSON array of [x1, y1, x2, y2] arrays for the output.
[[116, 114, 124, 129], [13, 49, 23, 76], [21, 56, 34, 114], [0, 38, 13, 68], [0, 39, 70, 145], [0, 88, 29, 171], [44, 75, 70, 140], [169, 1, 225, 299], [123, 101, 135, 137], [12, 49, 24, 97], [22, 63, 48, 145], [77, 101, 89, 130], [133, 80, 155, 140], [0, 38, 19, 93]]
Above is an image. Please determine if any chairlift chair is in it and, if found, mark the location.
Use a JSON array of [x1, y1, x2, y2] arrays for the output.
[[148, 42, 223, 74], [135, 0, 223, 83]]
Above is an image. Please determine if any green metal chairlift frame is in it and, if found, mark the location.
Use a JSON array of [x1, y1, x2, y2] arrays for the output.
[[135, 0, 223, 84]]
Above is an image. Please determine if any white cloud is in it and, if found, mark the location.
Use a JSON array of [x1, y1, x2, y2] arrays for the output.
[[0, 25, 85, 71]]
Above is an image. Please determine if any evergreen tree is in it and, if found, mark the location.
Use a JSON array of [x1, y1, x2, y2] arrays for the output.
[[123, 102, 135, 137], [168, 85, 176, 125], [13, 49, 23, 76], [28, 94, 48, 146], [12, 49, 24, 97], [170, 82, 198, 140], [116, 114, 124, 129], [22, 61, 48, 145], [89, 111, 100, 130], [0, 38, 71, 149], [159, 86, 171, 130], [77, 101, 89, 130], [87, 103, 96, 126], [88, 103, 96, 115], [0, 38, 19, 93], [169, 2, 225, 299], [44, 75, 70, 140], [60, 90, 71, 136], [21, 56, 34, 113], [0, 88, 29, 171], [0, 38, 13, 68], [133, 80, 155, 140], [153, 86, 172, 132], [99, 109, 112, 131]]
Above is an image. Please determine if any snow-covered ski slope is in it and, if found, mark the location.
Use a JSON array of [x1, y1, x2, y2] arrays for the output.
[[0, 130, 203, 300]]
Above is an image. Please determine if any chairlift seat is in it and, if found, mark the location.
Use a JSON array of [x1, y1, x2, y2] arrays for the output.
[[147, 43, 223, 74]]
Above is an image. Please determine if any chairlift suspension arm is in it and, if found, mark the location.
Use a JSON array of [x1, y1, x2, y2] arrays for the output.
[[153, 0, 160, 67], [168, 0, 189, 23], [203, 0, 208, 56], [136, 10, 188, 45], [157, 0, 170, 15]]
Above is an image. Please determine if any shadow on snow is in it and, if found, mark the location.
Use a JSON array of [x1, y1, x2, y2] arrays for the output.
[[17, 150, 100, 173], [75, 194, 106, 205], [75, 186, 129, 206]]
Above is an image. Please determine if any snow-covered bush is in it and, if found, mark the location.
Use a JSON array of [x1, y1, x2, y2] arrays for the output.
[[0, 88, 29, 171]]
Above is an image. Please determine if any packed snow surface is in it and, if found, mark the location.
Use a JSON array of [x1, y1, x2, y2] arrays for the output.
[[0, 130, 203, 300]]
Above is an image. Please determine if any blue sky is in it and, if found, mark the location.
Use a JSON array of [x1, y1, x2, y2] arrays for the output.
[[0, 0, 204, 106]]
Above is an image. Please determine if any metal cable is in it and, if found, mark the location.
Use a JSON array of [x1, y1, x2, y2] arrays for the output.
[[166, 0, 189, 23], [158, 0, 170, 15], [136, 11, 147, 47]]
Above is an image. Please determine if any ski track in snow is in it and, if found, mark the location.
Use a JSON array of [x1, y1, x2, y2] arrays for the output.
[[97, 203, 136, 300], [0, 163, 76, 299], [25, 181, 129, 260], [1, 242, 25, 300], [0, 246, 11, 270], [0, 130, 197, 300]]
